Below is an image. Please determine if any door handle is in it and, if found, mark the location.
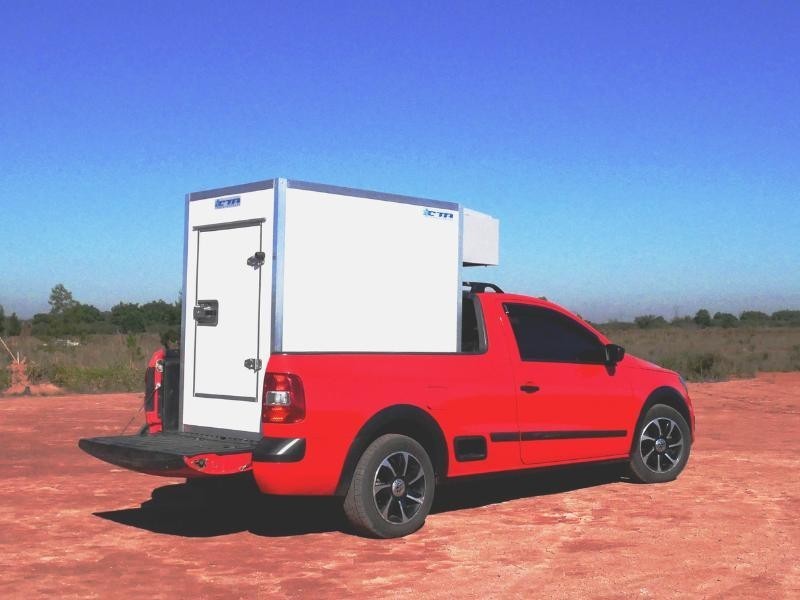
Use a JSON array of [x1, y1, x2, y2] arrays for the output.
[[193, 299, 219, 326], [520, 385, 540, 394]]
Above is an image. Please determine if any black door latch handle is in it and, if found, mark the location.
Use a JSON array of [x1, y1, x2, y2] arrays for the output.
[[193, 300, 218, 326], [520, 385, 540, 393]]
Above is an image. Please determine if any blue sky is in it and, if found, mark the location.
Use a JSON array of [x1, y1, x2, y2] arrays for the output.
[[1, 1, 798, 320]]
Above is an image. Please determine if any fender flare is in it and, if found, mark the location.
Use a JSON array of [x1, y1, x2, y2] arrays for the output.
[[631, 386, 693, 452], [334, 404, 449, 496]]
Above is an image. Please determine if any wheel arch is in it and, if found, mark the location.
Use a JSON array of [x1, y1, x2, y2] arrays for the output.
[[334, 404, 449, 496], [632, 386, 693, 451]]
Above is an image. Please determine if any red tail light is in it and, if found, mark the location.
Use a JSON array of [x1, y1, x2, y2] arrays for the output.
[[262, 373, 306, 424]]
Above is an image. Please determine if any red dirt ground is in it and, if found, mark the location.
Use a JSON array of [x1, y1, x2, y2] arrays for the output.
[[1, 373, 798, 598]]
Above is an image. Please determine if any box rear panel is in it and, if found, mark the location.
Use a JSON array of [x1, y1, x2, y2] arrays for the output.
[[180, 185, 274, 434]]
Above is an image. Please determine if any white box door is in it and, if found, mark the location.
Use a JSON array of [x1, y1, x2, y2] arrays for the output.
[[193, 222, 264, 401], [180, 215, 271, 434]]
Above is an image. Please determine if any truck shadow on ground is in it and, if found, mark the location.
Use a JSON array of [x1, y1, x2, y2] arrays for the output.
[[95, 462, 625, 538]]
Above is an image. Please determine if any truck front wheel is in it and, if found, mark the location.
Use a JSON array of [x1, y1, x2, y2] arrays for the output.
[[629, 404, 691, 483], [343, 434, 435, 538]]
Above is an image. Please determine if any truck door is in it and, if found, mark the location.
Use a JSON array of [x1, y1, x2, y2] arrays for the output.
[[503, 303, 633, 465], [182, 213, 272, 434]]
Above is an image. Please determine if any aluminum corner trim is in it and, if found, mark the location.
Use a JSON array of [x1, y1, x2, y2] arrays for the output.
[[188, 179, 275, 202], [271, 179, 287, 353], [178, 192, 190, 432]]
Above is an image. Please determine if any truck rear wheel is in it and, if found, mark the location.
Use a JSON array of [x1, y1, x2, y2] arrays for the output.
[[343, 434, 435, 538]]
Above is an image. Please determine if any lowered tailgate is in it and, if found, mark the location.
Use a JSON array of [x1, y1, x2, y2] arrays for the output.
[[78, 432, 258, 477]]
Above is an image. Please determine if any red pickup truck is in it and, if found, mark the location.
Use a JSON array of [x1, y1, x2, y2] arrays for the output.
[[80, 286, 694, 538]]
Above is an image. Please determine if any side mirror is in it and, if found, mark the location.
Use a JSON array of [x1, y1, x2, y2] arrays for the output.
[[605, 343, 625, 364]]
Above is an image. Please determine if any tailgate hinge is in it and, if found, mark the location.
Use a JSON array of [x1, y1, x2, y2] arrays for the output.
[[247, 251, 266, 269], [244, 358, 263, 372]]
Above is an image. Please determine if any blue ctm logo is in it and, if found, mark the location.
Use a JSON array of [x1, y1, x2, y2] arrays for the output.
[[423, 208, 454, 220], [215, 197, 241, 209]]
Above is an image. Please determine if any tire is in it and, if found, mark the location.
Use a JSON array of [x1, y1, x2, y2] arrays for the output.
[[629, 404, 692, 483], [343, 434, 435, 538]]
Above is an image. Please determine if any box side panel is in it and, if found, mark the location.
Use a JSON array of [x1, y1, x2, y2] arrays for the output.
[[279, 187, 461, 352]]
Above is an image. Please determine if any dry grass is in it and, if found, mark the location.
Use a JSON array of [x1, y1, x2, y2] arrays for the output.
[[3, 327, 800, 392], [601, 326, 800, 381], [1, 333, 160, 393]]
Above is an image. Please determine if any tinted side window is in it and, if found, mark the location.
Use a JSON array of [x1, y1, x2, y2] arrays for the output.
[[504, 304, 605, 363]]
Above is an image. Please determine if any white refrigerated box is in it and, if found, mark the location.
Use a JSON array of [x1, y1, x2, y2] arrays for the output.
[[179, 178, 499, 433]]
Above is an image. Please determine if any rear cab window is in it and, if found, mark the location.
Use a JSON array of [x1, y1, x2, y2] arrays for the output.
[[460, 295, 487, 353]]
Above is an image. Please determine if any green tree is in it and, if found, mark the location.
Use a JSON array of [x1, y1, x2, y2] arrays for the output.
[[712, 312, 738, 328], [30, 313, 52, 336], [694, 309, 712, 327], [48, 284, 77, 315], [110, 303, 145, 333], [634, 315, 668, 329], [0, 304, 4, 334], [7, 313, 21, 336], [63, 303, 103, 324], [740, 310, 769, 325], [670, 315, 694, 328], [140, 300, 181, 327], [771, 310, 800, 326]]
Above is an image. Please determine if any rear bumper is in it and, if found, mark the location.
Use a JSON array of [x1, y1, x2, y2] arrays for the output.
[[78, 432, 258, 478]]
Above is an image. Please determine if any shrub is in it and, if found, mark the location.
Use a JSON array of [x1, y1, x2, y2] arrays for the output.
[[604, 326, 800, 382], [740, 311, 769, 325], [790, 345, 800, 370], [6, 313, 21, 336], [634, 315, 668, 329], [111, 303, 146, 333], [771, 310, 800, 327], [660, 352, 734, 381], [670, 316, 695, 328], [49, 364, 143, 394], [0, 364, 10, 390], [712, 312, 738, 328]]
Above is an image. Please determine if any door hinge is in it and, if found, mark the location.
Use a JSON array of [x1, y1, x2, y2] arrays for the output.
[[246, 251, 266, 269], [244, 358, 262, 372]]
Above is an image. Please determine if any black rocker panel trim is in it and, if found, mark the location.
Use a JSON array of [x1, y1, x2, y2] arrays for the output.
[[454, 435, 488, 461], [490, 432, 519, 442], [491, 430, 627, 442]]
